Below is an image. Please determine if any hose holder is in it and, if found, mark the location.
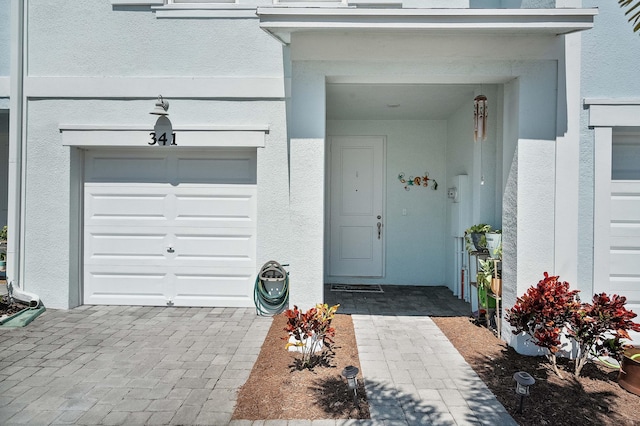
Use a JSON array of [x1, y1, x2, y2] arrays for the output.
[[259, 260, 288, 297]]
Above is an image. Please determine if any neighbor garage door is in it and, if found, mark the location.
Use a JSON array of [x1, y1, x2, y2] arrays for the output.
[[83, 149, 257, 307], [598, 130, 640, 321]]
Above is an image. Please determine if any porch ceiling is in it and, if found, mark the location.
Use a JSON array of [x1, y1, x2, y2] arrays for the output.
[[327, 83, 476, 120], [257, 7, 598, 45]]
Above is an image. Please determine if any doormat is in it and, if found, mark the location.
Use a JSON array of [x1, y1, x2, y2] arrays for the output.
[[330, 284, 384, 293]]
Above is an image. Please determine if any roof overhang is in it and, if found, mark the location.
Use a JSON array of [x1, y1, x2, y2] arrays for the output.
[[257, 7, 598, 44]]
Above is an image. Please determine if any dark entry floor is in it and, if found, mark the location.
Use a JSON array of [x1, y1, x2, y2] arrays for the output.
[[324, 284, 472, 316]]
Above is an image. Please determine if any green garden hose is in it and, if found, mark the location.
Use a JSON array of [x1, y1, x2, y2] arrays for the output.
[[595, 352, 640, 369], [253, 261, 289, 316]]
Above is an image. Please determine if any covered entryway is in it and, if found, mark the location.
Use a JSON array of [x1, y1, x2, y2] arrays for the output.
[[258, 6, 597, 314], [325, 82, 498, 292], [83, 148, 257, 307]]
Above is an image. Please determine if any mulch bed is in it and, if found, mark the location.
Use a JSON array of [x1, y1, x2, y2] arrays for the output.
[[234, 312, 640, 424], [0, 295, 30, 322], [431, 316, 640, 426], [233, 313, 370, 420]]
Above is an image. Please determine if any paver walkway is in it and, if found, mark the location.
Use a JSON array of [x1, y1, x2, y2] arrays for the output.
[[0, 305, 270, 425], [325, 285, 517, 426], [0, 286, 516, 425]]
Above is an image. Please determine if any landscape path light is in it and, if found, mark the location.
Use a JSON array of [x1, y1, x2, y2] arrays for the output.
[[513, 371, 535, 414], [342, 365, 359, 407]]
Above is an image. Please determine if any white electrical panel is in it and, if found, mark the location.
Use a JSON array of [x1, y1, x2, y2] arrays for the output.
[[450, 174, 470, 237]]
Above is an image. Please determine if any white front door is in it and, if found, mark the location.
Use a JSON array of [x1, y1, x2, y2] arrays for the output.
[[83, 149, 257, 307], [329, 136, 385, 277]]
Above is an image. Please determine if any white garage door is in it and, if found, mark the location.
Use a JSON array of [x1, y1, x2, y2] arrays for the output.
[[83, 149, 257, 307], [598, 131, 640, 336]]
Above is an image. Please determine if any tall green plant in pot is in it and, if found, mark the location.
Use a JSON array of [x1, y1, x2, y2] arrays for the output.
[[477, 259, 496, 309]]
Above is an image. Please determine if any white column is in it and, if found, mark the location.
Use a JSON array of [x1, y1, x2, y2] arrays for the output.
[[287, 63, 326, 310]]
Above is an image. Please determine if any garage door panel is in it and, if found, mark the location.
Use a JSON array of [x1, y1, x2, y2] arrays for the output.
[[611, 250, 640, 275], [611, 198, 640, 222], [177, 158, 256, 184], [86, 192, 169, 223], [173, 228, 255, 267], [85, 228, 169, 265], [603, 276, 640, 299], [86, 155, 170, 183], [611, 224, 640, 237], [84, 268, 169, 306], [174, 188, 256, 228], [173, 267, 254, 307]]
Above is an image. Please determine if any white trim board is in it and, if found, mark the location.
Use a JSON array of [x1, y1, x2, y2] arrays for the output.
[[111, 0, 163, 5], [258, 7, 598, 44], [60, 125, 269, 148], [153, 5, 259, 18], [587, 103, 640, 127], [0, 77, 9, 98], [24, 77, 286, 99]]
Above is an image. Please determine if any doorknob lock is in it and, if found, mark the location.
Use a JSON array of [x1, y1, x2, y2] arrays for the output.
[[167, 247, 175, 253]]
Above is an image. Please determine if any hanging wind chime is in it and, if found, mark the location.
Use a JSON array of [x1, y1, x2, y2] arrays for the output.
[[474, 95, 488, 142], [474, 94, 488, 185]]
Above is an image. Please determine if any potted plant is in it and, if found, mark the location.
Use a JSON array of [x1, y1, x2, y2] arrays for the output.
[[477, 259, 497, 308], [464, 224, 491, 253], [619, 346, 640, 396]]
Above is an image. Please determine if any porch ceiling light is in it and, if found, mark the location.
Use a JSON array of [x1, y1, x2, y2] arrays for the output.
[[513, 371, 535, 414], [473, 95, 487, 142], [342, 365, 359, 407], [150, 95, 170, 116]]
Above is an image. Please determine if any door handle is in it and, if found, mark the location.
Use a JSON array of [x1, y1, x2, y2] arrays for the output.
[[167, 247, 174, 253], [377, 222, 383, 239]]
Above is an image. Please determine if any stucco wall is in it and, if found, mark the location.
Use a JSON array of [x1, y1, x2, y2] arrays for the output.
[[23, 98, 287, 309], [0, 1, 9, 77], [444, 86, 501, 302], [327, 119, 448, 286], [0, 113, 8, 228], [26, 0, 283, 77], [578, 1, 640, 295]]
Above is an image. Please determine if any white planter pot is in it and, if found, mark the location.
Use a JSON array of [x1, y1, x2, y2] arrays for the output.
[[485, 233, 502, 257], [287, 334, 324, 354]]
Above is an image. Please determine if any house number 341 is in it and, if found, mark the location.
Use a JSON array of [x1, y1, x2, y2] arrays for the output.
[[149, 132, 177, 146]]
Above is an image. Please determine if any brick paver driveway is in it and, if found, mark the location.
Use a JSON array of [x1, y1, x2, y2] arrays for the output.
[[0, 306, 270, 425]]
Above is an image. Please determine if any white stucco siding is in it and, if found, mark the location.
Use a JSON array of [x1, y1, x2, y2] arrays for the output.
[[582, 2, 640, 99], [27, 1, 283, 77], [22, 98, 288, 309], [0, 114, 8, 227], [0, 1, 9, 77]]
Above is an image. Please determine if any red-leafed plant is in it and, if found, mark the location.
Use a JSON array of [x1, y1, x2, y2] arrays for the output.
[[506, 272, 580, 377], [568, 293, 640, 376], [283, 303, 339, 369]]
